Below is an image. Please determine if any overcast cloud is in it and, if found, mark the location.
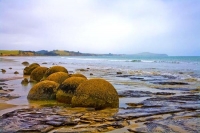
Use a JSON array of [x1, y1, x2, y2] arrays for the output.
[[0, 0, 200, 55]]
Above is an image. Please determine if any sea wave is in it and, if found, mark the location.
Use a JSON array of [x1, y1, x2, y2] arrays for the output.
[[129, 60, 154, 63], [64, 57, 106, 61]]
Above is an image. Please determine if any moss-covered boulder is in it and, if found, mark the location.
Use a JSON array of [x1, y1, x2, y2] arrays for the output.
[[43, 66, 68, 79], [45, 72, 69, 84], [56, 77, 87, 104], [27, 80, 59, 100], [22, 61, 29, 66], [70, 73, 87, 79], [72, 79, 119, 109], [30, 67, 48, 82], [23, 63, 40, 75]]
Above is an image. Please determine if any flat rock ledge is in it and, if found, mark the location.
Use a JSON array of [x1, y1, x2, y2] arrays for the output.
[[0, 94, 199, 133]]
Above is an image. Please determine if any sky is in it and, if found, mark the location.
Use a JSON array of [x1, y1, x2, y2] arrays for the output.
[[0, 0, 200, 56]]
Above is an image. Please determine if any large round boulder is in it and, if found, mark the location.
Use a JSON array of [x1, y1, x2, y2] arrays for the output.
[[23, 63, 40, 75], [43, 66, 68, 79], [45, 72, 69, 84], [27, 80, 59, 100], [56, 77, 87, 104], [70, 73, 87, 79], [72, 79, 119, 109], [30, 66, 48, 82]]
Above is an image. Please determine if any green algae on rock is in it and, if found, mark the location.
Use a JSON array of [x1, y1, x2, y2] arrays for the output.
[[23, 63, 40, 75], [42, 66, 68, 80], [45, 72, 70, 84], [30, 66, 48, 82], [56, 77, 87, 104], [27, 80, 59, 100], [72, 78, 119, 109], [70, 73, 87, 79]]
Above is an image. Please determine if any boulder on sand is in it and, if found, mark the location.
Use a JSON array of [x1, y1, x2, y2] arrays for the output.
[[72, 78, 119, 109], [45, 72, 69, 84], [30, 66, 48, 82], [23, 63, 40, 75], [42, 66, 68, 80], [70, 73, 87, 79], [56, 77, 87, 104], [27, 80, 59, 100]]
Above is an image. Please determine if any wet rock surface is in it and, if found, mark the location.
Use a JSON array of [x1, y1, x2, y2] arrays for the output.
[[0, 93, 20, 100], [117, 74, 177, 82], [0, 94, 199, 133], [118, 90, 175, 97], [0, 66, 199, 132], [152, 81, 189, 85]]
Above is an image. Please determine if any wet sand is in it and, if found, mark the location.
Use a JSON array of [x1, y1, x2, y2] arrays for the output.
[[0, 103, 16, 110]]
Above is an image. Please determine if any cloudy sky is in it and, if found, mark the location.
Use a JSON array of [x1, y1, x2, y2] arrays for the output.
[[0, 0, 200, 56]]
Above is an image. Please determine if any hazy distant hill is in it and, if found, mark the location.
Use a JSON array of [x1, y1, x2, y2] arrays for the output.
[[0, 50, 168, 57], [133, 52, 168, 57], [0, 50, 97, 56]]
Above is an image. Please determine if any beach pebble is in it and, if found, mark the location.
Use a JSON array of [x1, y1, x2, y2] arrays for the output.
[[1, 69, 6, 73], [21, 61, 29, 66], [21, 78, 29, 84], [117, 72, 122, 74], [14, 71, 19, 74]]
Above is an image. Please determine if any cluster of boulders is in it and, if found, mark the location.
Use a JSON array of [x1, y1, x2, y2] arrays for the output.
[[23, 62, 119, 109]]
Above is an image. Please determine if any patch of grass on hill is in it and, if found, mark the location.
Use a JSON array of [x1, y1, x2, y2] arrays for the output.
[[54, 50, 70, 56], [0, 50, 20, 55]]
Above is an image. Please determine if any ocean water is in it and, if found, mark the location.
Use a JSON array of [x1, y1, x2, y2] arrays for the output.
[[0, 55, 200, 108], [5, 55, 199, 77]]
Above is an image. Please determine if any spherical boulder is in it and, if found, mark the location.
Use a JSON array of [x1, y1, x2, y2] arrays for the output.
[[43, 66, 68, 79], [30, 66, 48, 82], [70, 73, 87, 79], [72, 78, 119, 109], [23, 63, 40, 75], [56, 77, 87, 104], [45, 72, 69, 84], [27, 80, 59, 100]]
